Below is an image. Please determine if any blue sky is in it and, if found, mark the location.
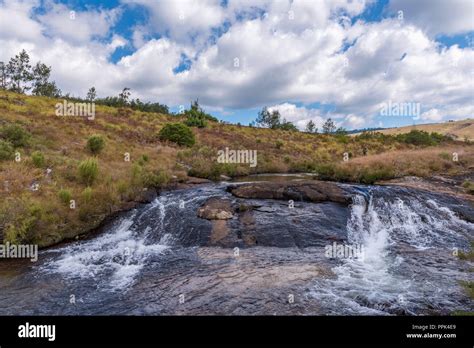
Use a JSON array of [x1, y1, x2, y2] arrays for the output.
[[1, 0, 473, 130]]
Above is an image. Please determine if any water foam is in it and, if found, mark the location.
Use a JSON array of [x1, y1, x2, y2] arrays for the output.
[[312, 189, 473, 315], [41, 209, 169, 291]]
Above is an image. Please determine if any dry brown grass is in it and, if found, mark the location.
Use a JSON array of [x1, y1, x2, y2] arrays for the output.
[[1, 90, 473, 246], [352, 119, 474, 142]]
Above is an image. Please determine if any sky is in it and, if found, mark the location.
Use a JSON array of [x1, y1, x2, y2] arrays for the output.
[[0, 0, 473, 130]]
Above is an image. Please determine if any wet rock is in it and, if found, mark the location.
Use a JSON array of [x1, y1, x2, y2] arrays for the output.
[[227, 180, 351, 205], [197, 197, 234, 220], [164, 176, 212, 190], [135, 187, 157, 203], [186, 177, 211, 185]]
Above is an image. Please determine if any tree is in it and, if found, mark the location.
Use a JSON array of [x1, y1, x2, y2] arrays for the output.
[[305, 120, 317, 133], [158, 123, 195, 147], [322, 118, 336, 134], [279, 119, 298, 131], [183, 99, 218, 128], [86, 87, 97, 101], [256, 107, 281, 129], [119, 87, 131, 105], [335, 127, 347, 135], [0, 62, 7, 89], [6, 49, 33, 93], [31, 62, 61, 97]]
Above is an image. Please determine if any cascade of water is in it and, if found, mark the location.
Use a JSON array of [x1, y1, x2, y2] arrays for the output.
[[311, 189, 473, 315]]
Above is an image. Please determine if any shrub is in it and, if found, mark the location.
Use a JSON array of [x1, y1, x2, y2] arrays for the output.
[[183, 100, 217, 128], [0, 124, 31, 147], [184, 115, 207, 128], [3, 202, 43, 244], [314, 163, 337, 180], [357, 167, 395, 184], [137, 154, 149, 166], [31, 151, 45, 167], [58, 189, 72, 205], [275, 140, 284, 149], [396, 130, 445, 146], [86, 134, 105, 154], [159, 123, 195, 147], [82, 187, 93, 202], [142, 170, 170, 188], [439, 152, 451, 161], [0, 140, 15, 160], [78, 158, 99, 185], [462, 180, 474, 195]]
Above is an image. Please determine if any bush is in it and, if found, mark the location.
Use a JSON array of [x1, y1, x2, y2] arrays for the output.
[[82, 187, 93, 202], [131, 162, 170, 188], [184, 115, 207, 128], [0, 140, 15, 160], [357, 167, 395, 184], [31, 151, 45, 167], [137, 154, 149, 166], [396, 130, 445, 146], [142, 170, 170, 188], [0, 124, 31, 147], [439, 152, 451, 161], [3, 202, 43, 244], [275, 140, 284, 149], [462, 180, 474, 195], [86, 135, 105, 154], [159, 123, 195, 147], [183, 100, 217, 128], [78, 158, 99, 185], [58, 189, 72, 205]]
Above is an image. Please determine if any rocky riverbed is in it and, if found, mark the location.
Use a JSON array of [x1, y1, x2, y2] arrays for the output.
[[0, 176, 472, 315]]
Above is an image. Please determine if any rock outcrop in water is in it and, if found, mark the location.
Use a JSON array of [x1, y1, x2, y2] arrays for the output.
[[227, 180, 351, 204], [197, 197, 234, 220]]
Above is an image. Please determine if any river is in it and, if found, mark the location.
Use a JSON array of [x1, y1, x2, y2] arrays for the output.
[[0, 176, 472, 315]]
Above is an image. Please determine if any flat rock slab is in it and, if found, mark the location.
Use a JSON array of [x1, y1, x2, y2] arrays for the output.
[[227, 180, 351, 205], [197, 197, 234, 220]]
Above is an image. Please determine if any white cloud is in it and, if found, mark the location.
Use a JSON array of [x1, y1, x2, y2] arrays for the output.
[[0, 0, 43, 42], [124, 0, 225, 44], [267, 103, 327, 130], [0, 0, 472, 128], [389, 0, 474, 36], [38, 2, 120, 44]]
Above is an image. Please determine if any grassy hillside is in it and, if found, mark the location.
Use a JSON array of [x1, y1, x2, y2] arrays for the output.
[[352, 119, 474, 142], [1, 90, 473, 247]]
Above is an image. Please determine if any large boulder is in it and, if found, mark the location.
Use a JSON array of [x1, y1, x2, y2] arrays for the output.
[[227, 180, 351, 205], [197, 197, 234, 220]]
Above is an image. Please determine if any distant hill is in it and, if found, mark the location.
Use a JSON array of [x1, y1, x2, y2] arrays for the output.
[[346, 127, 386, 134], [351, 119, 474, 141]]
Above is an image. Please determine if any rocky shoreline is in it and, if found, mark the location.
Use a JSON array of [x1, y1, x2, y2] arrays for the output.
[[6, 173, 472, 251]]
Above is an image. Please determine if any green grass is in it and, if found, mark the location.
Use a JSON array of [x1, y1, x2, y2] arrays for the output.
[[78, 158, 99, 185], [462, 180, 474, 195]]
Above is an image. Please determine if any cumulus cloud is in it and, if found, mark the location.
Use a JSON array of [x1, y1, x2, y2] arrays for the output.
[[267, 103, 327, 130], [38, 1, 120, 44], [388, 0, 474, 36], [0, 0, 43, 42], [0, 0, 472, 128], [124, 0, 225, 45]]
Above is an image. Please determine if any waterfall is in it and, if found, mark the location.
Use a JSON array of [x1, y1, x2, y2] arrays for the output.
[[311, 188, 473, 315]]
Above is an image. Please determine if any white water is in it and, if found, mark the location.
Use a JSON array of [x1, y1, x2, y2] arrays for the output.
[[311, 190, 474, 315], [41, 209, 169, 291], [33, 184, 473, 314]]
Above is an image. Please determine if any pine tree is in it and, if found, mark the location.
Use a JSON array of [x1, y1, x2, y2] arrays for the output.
[[6, 49, 33, 93], [322, 118, 336, 134], [87, 87, 97, 101]]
